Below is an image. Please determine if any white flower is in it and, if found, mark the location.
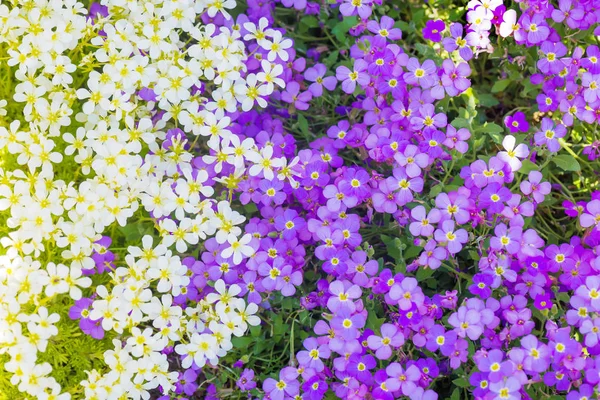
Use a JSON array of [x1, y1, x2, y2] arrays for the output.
[[466, 6, 492, 33], [262, 30, 293, 62], [245, 145, 284, 180], [498, 135, 530, 171], [26, 307, 60, 339], [221, 233, 254, 265], [257, 60, 285, 93], [499, 9, 518, 38], [206, 279, 242, 315], [243, 18, 273, 45]]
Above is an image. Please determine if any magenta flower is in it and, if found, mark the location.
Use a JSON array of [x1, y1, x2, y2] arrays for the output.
[[504, 111, 529, 133], [422, 19, 445, 42]]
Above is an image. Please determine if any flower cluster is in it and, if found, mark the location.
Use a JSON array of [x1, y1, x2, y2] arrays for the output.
[[3, 0, 600, 399]]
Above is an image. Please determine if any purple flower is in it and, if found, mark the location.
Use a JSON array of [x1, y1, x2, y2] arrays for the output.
[[302, 376, 328, 400], [339, 0, 372, 19], [274, 209, 306, 240], [336, 59, 370, 94], [520, 170, 551, 204], [394, 144, 429, 178], [296, 337, 330, 372], [489, 377, 521, 400], [534, 117, 566, 152], [443, 125, 470, 154], [580, 199, 600, 228], [521, 14, 549, 45], [434, 220, 468, 254], [177, 369, 199, 396], [367, 323, 405, 359], [385, 363, 420, 395], [476, 349, 513, 383], [520, 334, 550, 373], [389, 277, 424, 310], [304, 63, 337, 97], [469, 273, 494, 299], [552, 0, 585, 28], [537, 41, 568, 74], [281, 81, 312, 110], [367, 16, 402, 40], [384, 167, 424, 206], [440, 60, 471, 96], [582, 72, 600, 102], [404, 58, 437, 88], [423, 19, 445, 42], [442, 23, 473, 61], [504, 111, 529, 133], [327, 280, 362, 312], [409, 206, 441, 237], [263, 373, 299, 400], [490, 223, 522, 254], [331, 307, 365, 340], [411, 103, 447, 131]]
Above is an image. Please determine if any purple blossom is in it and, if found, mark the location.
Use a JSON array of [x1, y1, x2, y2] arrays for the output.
[[422, 19, 445, 42]]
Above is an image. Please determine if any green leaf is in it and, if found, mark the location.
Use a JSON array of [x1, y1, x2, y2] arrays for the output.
[[552, 154, 580, 172], [301, 16, 319, 29], [478, 93, 500, 107], [331, 16, 357, 42], [519, 159, 539, 174], [365, 310, 385, 332], [491, 79, 511, 93], [429, 184, 444, 197], [453, 378, 469, 388], [324, 50, 339, 67], [450, 388, 461, 400], [297, 114, 310, 139], [416, 267, 434, 280], [476, 122, 503, 133], [451, 118, 471, 129]]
